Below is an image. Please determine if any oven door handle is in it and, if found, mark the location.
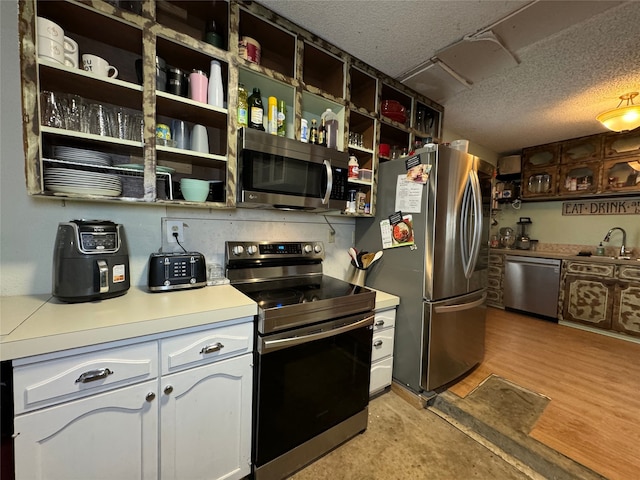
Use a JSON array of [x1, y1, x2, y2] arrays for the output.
[[260, 314, 374, 354]]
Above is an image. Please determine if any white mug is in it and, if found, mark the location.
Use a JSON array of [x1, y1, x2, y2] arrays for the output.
[[38, 36, 65, 65], [82, 54, 118, 78], [63, 36, 78, 69], [37, 16, 64, 42]]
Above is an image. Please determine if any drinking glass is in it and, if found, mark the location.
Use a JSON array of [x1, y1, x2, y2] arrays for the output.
[[40, 90, 62, 128], [88, 103, 114, 137], [128, 113, 144, 142], [61, 94, 83, 131]]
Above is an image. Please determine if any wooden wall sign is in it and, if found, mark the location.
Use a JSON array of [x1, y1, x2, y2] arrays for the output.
[[562, 197, 640, 215]]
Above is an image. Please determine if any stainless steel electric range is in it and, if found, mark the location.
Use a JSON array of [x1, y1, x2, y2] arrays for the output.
[[225, 241, 375, 480]]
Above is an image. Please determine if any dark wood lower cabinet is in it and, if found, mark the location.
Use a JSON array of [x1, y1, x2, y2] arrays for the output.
[[562, 274, 614, 329], [612, 282, 640, 337]]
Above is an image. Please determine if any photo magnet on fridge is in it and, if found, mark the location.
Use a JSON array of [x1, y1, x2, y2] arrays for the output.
[[405, 154, 431, 184]]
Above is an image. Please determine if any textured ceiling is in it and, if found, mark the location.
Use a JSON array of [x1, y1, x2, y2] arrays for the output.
[[257, 0, 640, 156]]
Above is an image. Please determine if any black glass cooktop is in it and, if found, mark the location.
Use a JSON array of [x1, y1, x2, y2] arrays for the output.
[[233, 275, 371, 310]]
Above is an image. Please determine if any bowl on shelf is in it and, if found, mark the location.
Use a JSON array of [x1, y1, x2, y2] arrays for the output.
[[180, 178, 210, 202], [381, 100, 407, 124]]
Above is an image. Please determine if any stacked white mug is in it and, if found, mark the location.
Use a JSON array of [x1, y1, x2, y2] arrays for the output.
[[36, 17, 78, 68]]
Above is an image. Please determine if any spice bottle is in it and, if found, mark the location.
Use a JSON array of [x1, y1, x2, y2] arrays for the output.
[[247, 87, 265, 130], [309, 119, 318, 144], [277, 99, 286, 137], [267, 96, 277, 135], [237, 83, 248, 128]]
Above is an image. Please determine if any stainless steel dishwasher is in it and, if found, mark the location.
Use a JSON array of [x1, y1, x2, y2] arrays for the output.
[[503, 255, 561, 319]]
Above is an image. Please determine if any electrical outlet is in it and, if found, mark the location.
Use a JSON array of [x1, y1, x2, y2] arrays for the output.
[[166, 220, 185, 243]]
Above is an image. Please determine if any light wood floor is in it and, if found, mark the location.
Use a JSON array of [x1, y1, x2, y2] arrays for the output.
[[448, 307, 640, 480]]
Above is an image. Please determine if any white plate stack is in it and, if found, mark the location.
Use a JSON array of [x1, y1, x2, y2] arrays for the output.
[[44, 167, 122, 197], [53, 146, 112, 166]]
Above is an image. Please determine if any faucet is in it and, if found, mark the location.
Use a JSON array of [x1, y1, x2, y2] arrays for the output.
[[603, 227, 629, 257]]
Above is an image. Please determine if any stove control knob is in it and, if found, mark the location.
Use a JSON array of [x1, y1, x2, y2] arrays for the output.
[[303, 244, 313, 254], [232, 245, 244, 256], [246, 245, 258, 255], [314, 244, 323, 254]]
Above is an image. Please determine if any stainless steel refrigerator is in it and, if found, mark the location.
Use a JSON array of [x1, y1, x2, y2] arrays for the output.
[[355, 145, 494, 393]]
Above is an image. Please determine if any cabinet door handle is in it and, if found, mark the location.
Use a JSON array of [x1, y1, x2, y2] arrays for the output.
[[146, 392, 156, 402], [373, 340, 383, 347], [164, 385, 174, 395], [375, 320, 385, 327], [200, 342, 224, 355], [75, 368, 114, 384]]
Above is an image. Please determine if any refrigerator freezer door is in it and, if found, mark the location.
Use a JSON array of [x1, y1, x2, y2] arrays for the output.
[[423, 289, 486, 391]]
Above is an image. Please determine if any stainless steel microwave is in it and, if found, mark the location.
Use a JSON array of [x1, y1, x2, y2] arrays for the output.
[[237, 128, 350, 211]]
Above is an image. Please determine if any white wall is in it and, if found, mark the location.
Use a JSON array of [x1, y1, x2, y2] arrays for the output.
[[0, 1, 355, 297]]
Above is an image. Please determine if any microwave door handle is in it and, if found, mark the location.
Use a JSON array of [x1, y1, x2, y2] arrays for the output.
[[322, 160, 332, 204]]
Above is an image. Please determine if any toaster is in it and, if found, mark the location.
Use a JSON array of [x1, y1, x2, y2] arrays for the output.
[[148, 252, 207, 292]]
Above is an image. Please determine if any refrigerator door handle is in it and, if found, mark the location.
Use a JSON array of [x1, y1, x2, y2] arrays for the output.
[[460, 170, 482, 279], [468, 168, 483, 276], [434, 292, 487, 314]]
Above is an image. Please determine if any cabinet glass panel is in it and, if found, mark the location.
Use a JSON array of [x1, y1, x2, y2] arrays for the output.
[[561, 135, 603, 164], [603, 158, 640, 193], [156, 1, 228, 50], [349, 66, 376, 113], [558, 162, 600, 195], [303, 43, 345, 99], [238, 9, 295, 78], [604, 131, 640, 158], [522, 167, 557, 198], [522, 144, 560, 168]]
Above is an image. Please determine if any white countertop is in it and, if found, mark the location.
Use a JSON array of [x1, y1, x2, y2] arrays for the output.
[[0, 286, 399, 362]]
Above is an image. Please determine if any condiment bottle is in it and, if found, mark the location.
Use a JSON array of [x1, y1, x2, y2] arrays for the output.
[[267, 96, 277, 135], [237, 83, 248, 128], [348, 156, 359, 179], [207, 60, 224, 108], [309, 119, 318, 144], [277, 99, 286, 137], [322, 108, 339, 149], [318, 117, 327, 147], [247, 87, 265, 130]]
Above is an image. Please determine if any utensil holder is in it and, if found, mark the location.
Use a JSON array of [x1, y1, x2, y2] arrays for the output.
[[347, 264, 367, 287]]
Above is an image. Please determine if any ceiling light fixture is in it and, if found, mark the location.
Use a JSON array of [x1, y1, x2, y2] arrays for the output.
[[596, 92, 640, 132]]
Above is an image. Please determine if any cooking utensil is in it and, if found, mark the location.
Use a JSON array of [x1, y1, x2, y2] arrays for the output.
[[368, 250, 383, 267], [348, 247, 359, 267]]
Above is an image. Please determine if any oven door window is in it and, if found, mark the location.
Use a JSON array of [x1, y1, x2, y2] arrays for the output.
[[254, 323, 372, 466], [244, 151, 326, 198]]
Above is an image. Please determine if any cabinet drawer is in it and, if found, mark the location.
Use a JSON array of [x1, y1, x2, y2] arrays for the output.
[[487, 277, 502, 289], [371, 328, 395, 363], [14, 341, 158, 414], [161, 321, 253, 375], [488, 265, 503, 278], [565, 261, 615, 278], [370, 356, 393, 395], [373, 308, 396, 331], [618, 264, 640, 282], [486, 289, 503, 306]]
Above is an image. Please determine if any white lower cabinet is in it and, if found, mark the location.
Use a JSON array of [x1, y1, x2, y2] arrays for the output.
[[160, 354, 252, 480], [13, 319, 253, 480], [15, 380, 159, 480], [370, 307, 396, 395]]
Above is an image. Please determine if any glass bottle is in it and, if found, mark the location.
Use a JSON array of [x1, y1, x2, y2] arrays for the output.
[[267, 96, 277, 135], [309, 118, 318, 144], [318, 117, 327, 147], [247, 87, 265, 130], [237, 83, 248, 128], [277, 99, 286, 137]]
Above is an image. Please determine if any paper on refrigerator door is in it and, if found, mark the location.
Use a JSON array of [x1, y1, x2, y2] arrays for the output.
[[394, 175, 423, 213]]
